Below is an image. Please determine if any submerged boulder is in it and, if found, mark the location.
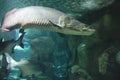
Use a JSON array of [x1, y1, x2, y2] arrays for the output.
[[116, 51, 120, 65], [70, 65, 93, 80], [30, 36, 55, 62]]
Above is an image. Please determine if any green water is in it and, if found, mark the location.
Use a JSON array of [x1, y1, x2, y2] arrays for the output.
[[0, 0, 120, 80]]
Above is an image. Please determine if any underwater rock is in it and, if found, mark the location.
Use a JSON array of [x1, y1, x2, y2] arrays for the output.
[[29, 37, 55, 75], [78, 0, 114, 12], [70, 65, 93, 80], [19, 62, 43, 77], [30, 36, 55, 58], [98, 46, 117, 75], [52, 47, 68, 79], [116, 51, 120, 65], [98, 51, 109, 75], [92, 3, 120, 42], [77, 43, 88, 69], [67, 35, 82, 66], [32, 75, 52, 80], [71, 65, 80, 74]]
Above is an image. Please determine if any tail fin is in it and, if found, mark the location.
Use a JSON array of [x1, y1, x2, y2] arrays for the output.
[[4, 53, 28, 69], [18, 59, 29, 66], [16, 29, 26, 48]]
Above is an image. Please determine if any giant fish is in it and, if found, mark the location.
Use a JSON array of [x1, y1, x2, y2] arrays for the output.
[[1, 6, 95, 35]]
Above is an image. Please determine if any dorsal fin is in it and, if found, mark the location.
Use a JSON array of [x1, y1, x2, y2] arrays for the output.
[[5, 8, 18, 17], [49, 20, 62, 29]]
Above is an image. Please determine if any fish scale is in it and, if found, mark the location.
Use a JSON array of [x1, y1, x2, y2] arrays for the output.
[[32, 18, 50, 26]]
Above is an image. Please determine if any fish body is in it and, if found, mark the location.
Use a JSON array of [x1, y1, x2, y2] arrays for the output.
[[0, 53, 8, 79], [0, 52, 28, 70], [0, 53, 28, 70], [3, 53, 42, 76], [0, 30, 25, 54], [1, 6, 95, 35], [4, 53, 28, 69]]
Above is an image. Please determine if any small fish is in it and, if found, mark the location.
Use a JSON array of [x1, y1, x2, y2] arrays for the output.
[[1, 6, 95, 35], [0, 53, 8, 69], [4, 53, 28, 69], [4, 53, 43, 76], [0, 30, 25, 54]]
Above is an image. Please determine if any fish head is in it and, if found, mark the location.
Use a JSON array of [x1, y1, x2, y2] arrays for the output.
[[62, 19, 95, 35], [1, 8, 19, 32]]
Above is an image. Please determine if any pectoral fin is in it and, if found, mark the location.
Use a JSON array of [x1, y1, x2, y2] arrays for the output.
[[49, 20, 63, 29]]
